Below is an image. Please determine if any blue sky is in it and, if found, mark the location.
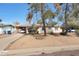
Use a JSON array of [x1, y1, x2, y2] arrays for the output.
[[0, 3, 61, 25], [0, 3, 28, 25]]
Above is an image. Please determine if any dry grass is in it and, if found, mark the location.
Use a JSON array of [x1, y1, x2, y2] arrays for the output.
[[6, 33, 79, 50]]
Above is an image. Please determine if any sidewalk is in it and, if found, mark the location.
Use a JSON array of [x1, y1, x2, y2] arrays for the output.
[[0, 33, 24, 51], [1, 45, 79, 56]]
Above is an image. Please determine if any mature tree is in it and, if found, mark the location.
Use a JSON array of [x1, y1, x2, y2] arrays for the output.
[[47, 21, 57, 27], [67, 4, 79, 29], [43, 9, 56, 26], [55, 3, 72, 35], [26, 12, 33, 24], [37, 19, 43, 24], [28, 3, 58, 36], [54, 3, 62, 11], [70, 4, 79, 20], [28, 3, 47, 36], [27, 3, 73, 35], [43, 9, 56, 20]]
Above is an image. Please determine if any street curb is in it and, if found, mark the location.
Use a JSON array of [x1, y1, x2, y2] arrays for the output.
[[1, 45, 79, 56]]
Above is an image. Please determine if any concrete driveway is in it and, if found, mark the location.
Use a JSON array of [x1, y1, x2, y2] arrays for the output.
[[0, 33, 24, 51]]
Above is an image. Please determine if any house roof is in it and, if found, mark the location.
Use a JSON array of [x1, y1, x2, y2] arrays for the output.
[[0, 24, 14, 28]]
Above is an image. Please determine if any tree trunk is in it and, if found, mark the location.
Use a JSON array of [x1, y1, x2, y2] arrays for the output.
[[64, 3, 68, 35], [41, 3, 46, 36]]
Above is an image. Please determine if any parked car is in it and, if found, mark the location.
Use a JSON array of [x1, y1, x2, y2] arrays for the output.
[[7, 31, 11, 34], [68, 29, 76, 32], [28, 29, 36, 34], [20, 30, 25, 33]]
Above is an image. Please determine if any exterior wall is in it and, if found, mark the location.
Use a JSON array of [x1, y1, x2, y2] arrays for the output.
[[0, 26, 15, 34], [15, 26, 20, 33], [37, 27, 44, 34], [26, 28, 29, 34], [46, 27, 52, 33], [37, 27, 62, 34], [51, 27, 62, 33], [3, 26, 12, 34], [0, 28, 3, 34]]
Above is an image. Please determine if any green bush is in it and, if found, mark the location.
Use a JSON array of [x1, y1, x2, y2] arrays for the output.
[[48, 31, 53, 34], [75, 29, 79, 36]]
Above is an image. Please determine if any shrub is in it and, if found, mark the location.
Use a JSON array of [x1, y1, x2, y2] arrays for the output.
[[75, 29, 79, 36]]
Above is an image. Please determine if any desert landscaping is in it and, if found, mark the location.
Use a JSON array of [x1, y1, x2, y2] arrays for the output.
[[4, 33, 79, 50]]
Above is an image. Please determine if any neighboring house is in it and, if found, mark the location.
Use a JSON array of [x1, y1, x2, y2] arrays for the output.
[[3, 25, 15, 34], [0, 27, 3, 34], [0, 28, 3, 34], [0, 24, 15, 34], [0, 24, 4, 34]]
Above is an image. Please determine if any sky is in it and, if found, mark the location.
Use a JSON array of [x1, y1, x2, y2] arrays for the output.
[[0, 3, 28, 25], [0, 3, 61, 25]]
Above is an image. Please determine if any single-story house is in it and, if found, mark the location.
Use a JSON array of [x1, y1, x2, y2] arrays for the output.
[[0, 24, 15, 34], [36, 24, 62, 34]]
